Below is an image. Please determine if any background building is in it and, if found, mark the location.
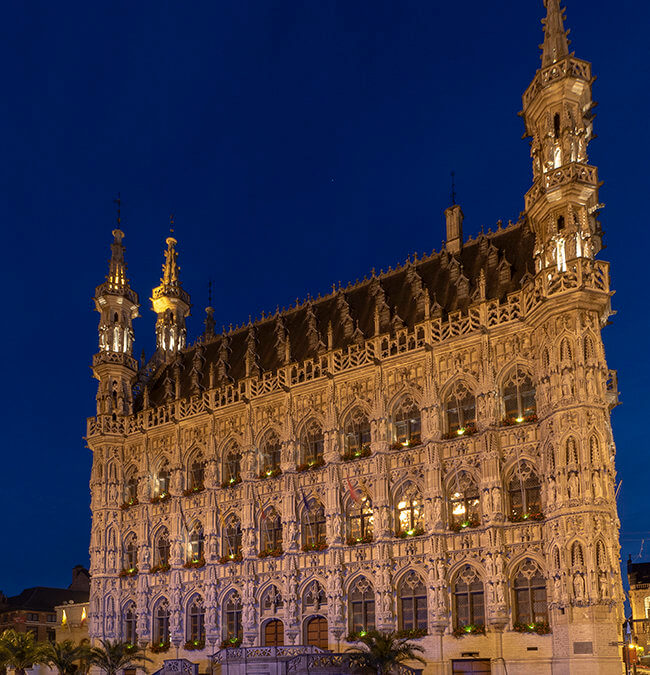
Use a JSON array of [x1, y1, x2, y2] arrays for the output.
[[0, 566, 89, 643], [627, 558, 650, 657], [54, 600, 90, 644], [86, 2, 625, 674]]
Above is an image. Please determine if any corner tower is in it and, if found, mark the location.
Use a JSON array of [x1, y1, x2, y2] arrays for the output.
[[522, 0, 601, 273], [151, 233, 191, 356], [93, 228, 139, 416]]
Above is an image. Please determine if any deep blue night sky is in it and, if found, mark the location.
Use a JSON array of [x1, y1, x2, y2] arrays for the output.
[[1, 0, 648, 595]]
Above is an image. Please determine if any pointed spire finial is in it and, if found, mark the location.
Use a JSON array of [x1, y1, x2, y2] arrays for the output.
[[450, 171, 456, 206], [541, 0, 570, 67], [113, 192, 121, 227]]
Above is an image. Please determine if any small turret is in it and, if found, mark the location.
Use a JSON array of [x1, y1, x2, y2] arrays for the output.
[[522, 0, 601, 273], [151, 227, 191, 356], [93, 224, 139, 416]]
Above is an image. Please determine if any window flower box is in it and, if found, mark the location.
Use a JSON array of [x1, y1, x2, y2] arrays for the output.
[[510, 511, 544, 523], [513, 621, 550, 634], [346, 534, 374, 546], [296, 457, 325, 472], [395, 628, 428, 639], [258, 547, 283, 559], [184, 639, 205, 651], [220, 637, 242, 649], [124, 644, 137, 654], [390, 436, 421, 451], [396, 526, 425, 539], [220, 476, 242, 489], [501, 413, 538, 427], [150, 493, 171, 504], [218, 553, 243, 564], [120, 498, 139, 510], [302, 541, 327, 552], [149, 563, 170, 574], [444, 422, 477, 440], [182, 484, 204, 497], [150, 642, 170, 654], [258, 467, 282, 480], [452, 624, 486, 638], [450, 516, 480, 532], [119, 567, 138, 578], [183, 557, 206, 569], [342, 446, 371, 461]]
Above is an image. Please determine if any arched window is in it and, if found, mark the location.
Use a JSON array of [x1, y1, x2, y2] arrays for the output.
[[187, 522, 205, 565], [264, 619, 284, 647], [503, 368, 536, 423], [513, 560, 548, 625], [223, 444, 241, 486], [260, 508, 283, 555], [392, 396, 421, 448], [395, 483, 424, 536], [124, 468, 138, 505], [453, 566, 485, 629], [155, 460, 170, 498], [261, 585, 284, 614], [300, 420, 324, 466], [223, 591, 242, 642], [302, 581, 327, 611], [153, 599, 170, 647], [398, 571, 427, 631], [122, 602, 137, 645], [565, 437, 579, 465], [445, 381, 476, 436], [223, 515, 242, 560], [154, 528, 170, 569], [589, 435, 601, 465], [644, 597, 650, 620], [123, 533, 137, 572], [302, 499, 327, 550], [571, 542, 584, 568], [187, 596, 205, 643], [349, 577, 375, 633], [343, 408, 371, 458], [259, 431, 282, 476], [583, 335, 596, 363], [448, 472, 480, 530], [187, 453, 205, 492], [508, 463, 542, 521], [347, 495, 374, 544], [596, 541, 610, 599], [552, 546, 561, 571], [560, 338, 572, 363]]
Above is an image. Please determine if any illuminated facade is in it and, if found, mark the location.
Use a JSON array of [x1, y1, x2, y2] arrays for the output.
[[86, 2, 625, 673]]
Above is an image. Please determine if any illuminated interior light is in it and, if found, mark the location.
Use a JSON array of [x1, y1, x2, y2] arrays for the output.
[[457, 427, 465, 436], [516, 416, 524, 423]]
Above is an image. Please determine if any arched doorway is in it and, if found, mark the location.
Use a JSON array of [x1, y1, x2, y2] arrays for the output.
[[264, 618, 284, 646], [305, 615, 328, 649]]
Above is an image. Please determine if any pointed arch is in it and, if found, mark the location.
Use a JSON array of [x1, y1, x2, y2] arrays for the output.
[[221, 439, 241, 486], [186, 519, 205, 565], [342, 405, 371, 458], [222, 512, 242, 559], [500, 364, 537, 423], [559, 336, 573, 363], [258, 428, 282, 475], [301, 496, 326, 550], [123, 465, 138, 505], [260, 507, 283, 555], [346, 491, 374, 544], [505, 460, 542, 522], [397, 570, 427, 631], [152, 597, 170, 647], [512, 558, 548, 625], [393, 481, 425, 536], [186, 447, 205, 492], [446, 469, 481, 530], [452, 564, 485, 629], [222, 589, 243, 642], [153, 526, 170, 569], [186, 594, 205, 643], [298, 417, 325, 467], [122, 531, 138, 571], [260, 584, 284, 615], [442, 378, 477, 436], [301, 579, 327, 611], [347, 575, 375, 633], [389, 391, 422, 448], [121, 600, 137, 645], [153, 456, 171, 498]]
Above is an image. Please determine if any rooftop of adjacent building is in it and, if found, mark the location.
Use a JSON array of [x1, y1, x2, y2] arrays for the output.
[[627, 557, 650, 587], [0, 566, 89, 613]]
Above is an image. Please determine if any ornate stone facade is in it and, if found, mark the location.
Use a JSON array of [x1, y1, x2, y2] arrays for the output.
[[86, 2, 625, 673]]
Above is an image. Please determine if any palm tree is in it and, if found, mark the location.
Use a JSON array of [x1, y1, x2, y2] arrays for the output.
[[42, 639, 90, 675], [345, 630, 426, 675], [88, 639, 152, 675], [0, 629, 49, 675]]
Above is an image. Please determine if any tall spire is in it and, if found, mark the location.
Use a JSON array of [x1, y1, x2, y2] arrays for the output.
[[151, 220, 191, 355], [541, 0, 570, 67]]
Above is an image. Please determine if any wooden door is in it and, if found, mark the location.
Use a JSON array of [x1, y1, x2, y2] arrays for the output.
[[264, 619, 284, 646], [305, 615, 328, 649], [452, 659, 491, 674]]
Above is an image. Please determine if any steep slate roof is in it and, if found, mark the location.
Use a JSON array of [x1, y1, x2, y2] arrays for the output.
[[3, 587, 89, 612], [143, 220, 535, 409]]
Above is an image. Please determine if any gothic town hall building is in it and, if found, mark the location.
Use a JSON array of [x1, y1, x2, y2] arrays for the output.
[[86, 2, 625, 673]]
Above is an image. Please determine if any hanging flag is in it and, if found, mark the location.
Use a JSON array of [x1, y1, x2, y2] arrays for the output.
[[358, 479, 372, 501], [300, 488, 311, 512], [347, 478, 362, 504]]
